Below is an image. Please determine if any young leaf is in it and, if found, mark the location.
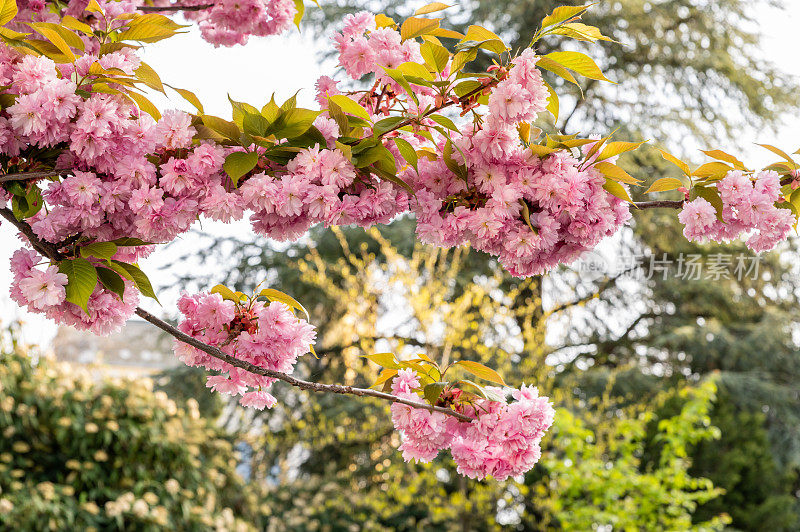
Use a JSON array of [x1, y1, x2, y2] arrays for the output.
[[210, 284, 241, 302], [393, 137, 418, 172], [96, 267, 126, 301], [79, 242, 118, 260], [658, 148, 691, 176], [424, 382, 448, 404], [223, 151, 259, 187], [757, 144, 797, 169], [0, 0, 18, 26], [692, 162, 732, 180], [371, 368, 398, 388], [167, 85, 204, 114], [540, 4, 592, 29], [597, 140, 647, 160], [545, 51, 613, 82], [328, 94, 372, 122], [603, 178, 632, 202], [259, 288, 309, 320], [363, 352, 400, 370], [691, 186, 724, 221], [400, 16, 440, 41], [108, 260, 159, 303], [453, 360, 507, 386], [644, 177, 684, 194], [701, 149, 748, 171], [59, 258, 98, 313], [414, 2, 451, 15], [593, 161, 641, 185]]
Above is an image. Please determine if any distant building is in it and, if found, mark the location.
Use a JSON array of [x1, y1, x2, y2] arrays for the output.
[[52, 320, 178, 377]]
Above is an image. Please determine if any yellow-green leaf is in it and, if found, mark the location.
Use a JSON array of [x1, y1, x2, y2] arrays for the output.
[[757, 144, 797, 169], [658, 148, 691, 176], [0, 0, 18, 26], [597, 140, 647, 161], [535, 55, 579, 87], [125, 91, 161, 121], [540, 4, 592, 29], [701, 149, 747, 171], [328, 94, 372, 121], [259, 288, 309, 320], [400, 16, 440, 41], [593, 161, 641, 185], [644, 177, 684, 194], [364, 352, 400, 369], [603, 178, 632, 202], [545, 51, 612, 82], [454, 360, 507, 386], [414, 2, 451, 15], [223, 151, 259, 186]]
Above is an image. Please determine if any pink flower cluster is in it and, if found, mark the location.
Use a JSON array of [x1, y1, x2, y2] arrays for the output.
[[171, 0, 297, 47], [8, 248, 139, 335], [390, 369, 555, 481], [174, 291, 316, 409], [239, 143, 410, 241], [333, 12, 425, 83], [678, 170, 794, 252], [400, 51, 631, 277]]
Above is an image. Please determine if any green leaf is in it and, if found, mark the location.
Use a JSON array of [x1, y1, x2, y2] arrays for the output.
[[603, 178, 632, 202], [0, 0, 18, 26], [259, 288, 309, 320], [202, 115, 240, 142], [242, 111, 270, 137], [111, 237, 151, 247], [429, 114, 459, 132], [96, 267, 126, 301], [107, 260, 159, 303], [59, 258, 98, 313], [223, 151, 259, 187], [644, 177, 685, 194], [544, 51, 613, 82], [328, 94, 372, 122], [424, 382, 448, 404], [454, 360, 507, 386], [79, 242, 118, 260], [280, 108, 321, 139], [420, 40, 449, 72], [11, 185, 42, 219], [373, 116, 406, 136], [393, 137, 418, 172], [364, 352, 400, 370]]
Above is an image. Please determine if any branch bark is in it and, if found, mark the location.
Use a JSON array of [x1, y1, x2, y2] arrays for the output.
[[0, 207, 472, 422], [138, 4, 213, 13], [0, 170, 71, 184]]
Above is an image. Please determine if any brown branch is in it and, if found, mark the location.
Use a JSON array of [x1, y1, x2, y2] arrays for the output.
[[138, 4, 213, 12], [633, 199, 685, 209], [135, 308, 471, 421], [0, 207, 471, 422], [0, 170, 70, 184]]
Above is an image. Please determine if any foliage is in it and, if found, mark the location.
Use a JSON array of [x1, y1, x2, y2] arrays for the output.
[[0, 325, 263, 531]]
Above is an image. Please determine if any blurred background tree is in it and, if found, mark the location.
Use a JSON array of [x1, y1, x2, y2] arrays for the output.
[[0, 324, 269, 531], [165, 0, 800, 528]]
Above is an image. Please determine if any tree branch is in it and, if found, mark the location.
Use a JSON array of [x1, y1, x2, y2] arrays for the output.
[[633, 199, 685, 209], [0, 170, 70, 184], [138, 4, 213, 13], [0, 207, 472, 422]]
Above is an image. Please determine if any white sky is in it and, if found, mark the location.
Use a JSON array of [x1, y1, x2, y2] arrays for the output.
[[2, 4, 799, 347]]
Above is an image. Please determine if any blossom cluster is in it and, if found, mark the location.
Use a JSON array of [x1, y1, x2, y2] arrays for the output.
[[390, 369, 555, 481], [404, 51, 631, 277], [8, 248, 140, 335], [174, 291, 316, 410], [678, 170, 794, 252], [240, 142, 410, 241], [166, 0, 297, 47], [13, 0, 297, 48]]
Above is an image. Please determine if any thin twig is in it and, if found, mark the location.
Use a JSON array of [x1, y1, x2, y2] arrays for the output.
[[633, 199, 685, 209], [0, 170, 70, 184], [0, 207, 471, 422], [138, 4, 213, 13]]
